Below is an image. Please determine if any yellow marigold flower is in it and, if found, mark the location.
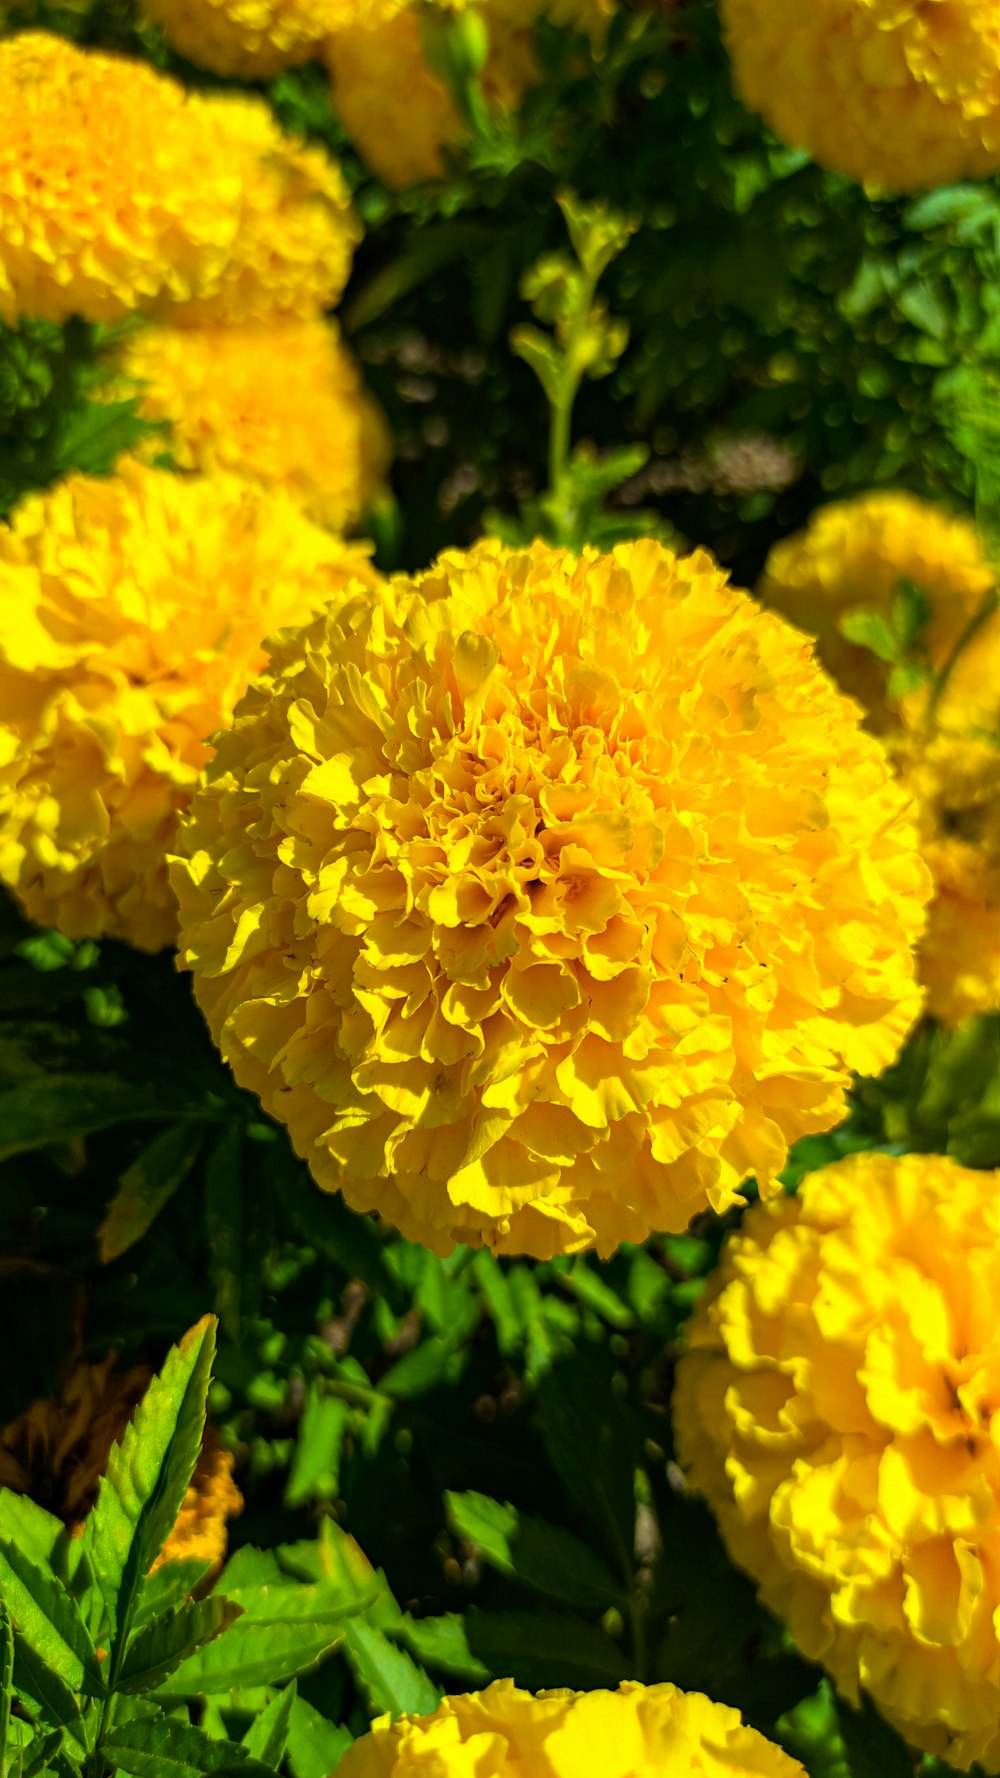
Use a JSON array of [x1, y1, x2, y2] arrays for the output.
[[757, 492, 993, 732], [172, 538, 929, 1259], [139, 0, 374, 78], [0, 1355, 241, 1578], [117, 318, 390, 533], [720, 0, 1000, 193], [0, 461, 378, 953], [337, 1679, 805, 1778], [893, 725, 1000, 1025], [674, 1151, 1000, 1772], [325, 5, 531, 188], [0, 33, 358, 327]]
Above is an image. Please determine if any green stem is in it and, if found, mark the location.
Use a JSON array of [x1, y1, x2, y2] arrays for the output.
[[925, 585, 999, 728], [548, 268, 601, 501]]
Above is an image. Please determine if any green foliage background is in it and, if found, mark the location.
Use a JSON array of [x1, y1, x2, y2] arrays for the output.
[[1, 2, 1000, 1776]]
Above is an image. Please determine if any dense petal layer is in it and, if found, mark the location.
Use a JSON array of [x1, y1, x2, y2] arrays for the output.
[[174, 537, 929, 1257], [674, 1152, 1000, 1771], [0, 461, 378, 950], [337, 1679, 805, 1778], [721, 0, 1000, 193]]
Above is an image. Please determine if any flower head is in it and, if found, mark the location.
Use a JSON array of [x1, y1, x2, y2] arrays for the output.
[[138, 0, 397, 77], [173, 538, 929, 1258], [0, 33, 357, 326], [337, 1679, 804, 1778], [757, 492, 994, 732], [0, 461, 378, 952], [674, 1151, 1000, 1772], [117, 318, 390, 532], [720, 0, 1000, 193]]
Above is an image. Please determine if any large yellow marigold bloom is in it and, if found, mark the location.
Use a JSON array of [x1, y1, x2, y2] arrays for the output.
[[757, 492, 994, 733], [139, 0, 366, 77], [0, 33, 358, 327], [720, 0, 1000, 193], [674, 1151, 1000, 1772], [0, 1354, 241, 1577], [0, 461, 377, 953], [337, 1679, 804, 1778], [172, 538, 929, 1259], [117, 318, 390, 533]]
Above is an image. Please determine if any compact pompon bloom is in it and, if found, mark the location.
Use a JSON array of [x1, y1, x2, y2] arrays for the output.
[[0, 33, 358, 326], [892, 643, 1000, 1025], [674, 1151, 1000, 1772], [0, 1354, 241, 1576], [326, 3, 536, 189], [0, 461, 378, 952], [173, 538, 930, 1259], [757, 491, 994, 732], [117, 318, 391, 533], [720, 0, 1000, 193], [336, 1678, 805, 1778]]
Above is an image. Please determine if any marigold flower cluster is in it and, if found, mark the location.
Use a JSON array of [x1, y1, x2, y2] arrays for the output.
[[0, 32, 358, 327], [759, 492, 1000, 1024], [720, 0, 1000, 193], [172, 537, 929, 1259], [338, 1679, 805, 1778], [674, 1151, 1000, 1772], [0, 1354, 241, 1576], [0, 460, 377, 952], [139, 0, 379, 77], [117, 319, 390, 533]]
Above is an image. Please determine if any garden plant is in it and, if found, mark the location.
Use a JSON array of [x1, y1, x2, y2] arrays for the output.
[[0, 1, 999, 1776]]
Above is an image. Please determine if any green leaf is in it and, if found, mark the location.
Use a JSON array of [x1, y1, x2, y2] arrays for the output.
[[468, 1252, 520, 1355], [154, 1584, 367, 1695], [462, 1608, 629, 1690], [535, 1349, 637, 1587], [0, 1498, 62, 1573], [19, 1728, 62, 1778], [889, 577, 931, 652], [510, 327, 563, 406], [284, 1390, 349, 1509], [284, 1696, 352, 1778], [117, 1597, 243, 1693], [0, 1542, 104, 1698], [11, 1644, 86, 1749], [835, 608, 901, 663], [280, 1160, 405, 1312], [0, 1601, 13, 1778], [133, 1561, 215, 1634], [104, 1717, 279, 1778], [242, 1681, 296, 1766], [99, 1124, 206, 1262], [444, 1493, 625, 1613], [205, 1125, 249, 1342], [88, 1316, 217, 1668], [391, 1613, 490, 1684], [0, 1076, 196, 1162], [343, 1620, 441, 1718], [556, 192, 638, 282]]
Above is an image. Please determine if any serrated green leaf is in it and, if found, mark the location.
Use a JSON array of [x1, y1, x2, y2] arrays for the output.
[[0, 1542, 104, 1699], [117, 1597, 243, 1693], [284, 1390, 349, 1509], [154, 1583, 368, 1695], [11, 1644, 85, 1749], [463, 1608, 629, 1690], [133, 1561, 215, 1634], [0, 1499, 62, 1574], [20, 1727, 62, 1778], [343, 1620, 440, 1718], [88, 1317, 217, 1671], [241, 1680, 296, 1766], [284, 1696, 352, 1778], [556, 192, 638, 282], [0, 1601, 13, 1777], [104, 1716, 279, 1778], [445, 1493, 625, 1612], [99, 1123, 206, 1262], [391, 1613, 490, 1684], [510, 327, 562, 406]]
